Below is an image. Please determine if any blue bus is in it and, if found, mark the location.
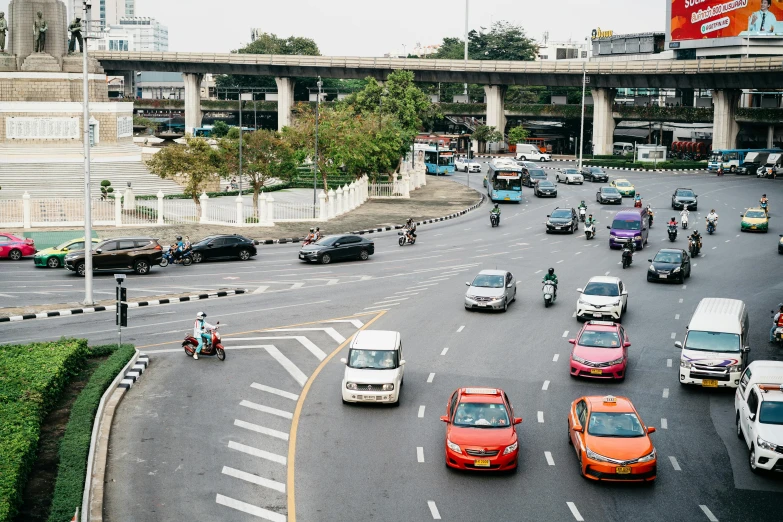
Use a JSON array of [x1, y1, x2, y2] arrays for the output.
[[415, 144, 456, 175], [486, 163, 523, 203], [708, 148, 781, 172]]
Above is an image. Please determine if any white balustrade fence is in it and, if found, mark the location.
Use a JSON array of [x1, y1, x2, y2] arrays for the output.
[[0, 199, 24, 227], [160, 199, 200, 224], [273, 202, 319, 222]]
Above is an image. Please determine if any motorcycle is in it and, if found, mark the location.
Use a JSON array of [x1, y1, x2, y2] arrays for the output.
[[621, 241, 634, 269], [584, 222, 595, 240], [160, 247, 193, 267], [667, 224, 678, 242], [398, 229, 416, 246], [303, 235, 316, 246], [706, 220, 716, 235], [542, 282, 556, 308], [490, 212, 500, 227], [648, 211, 654, 228], [634, 197, 643, 208], [761, 201, 769, 217], [578, 207, 586, 222], [681, 214, 689, 229], [183, 323, 225, 361], [771, 311, 783, 345]]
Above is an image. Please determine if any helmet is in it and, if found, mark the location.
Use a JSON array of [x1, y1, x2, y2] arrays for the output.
[[711, 209, 715, 213], [672, 217, 676, 221], [548, 268, 554, 275], [309, 228, 314, 232], [196, 312, 206, 319], [494, 203, 499, 208], [315, 227, 320, 231], [763, 194, 767, 197], [176, 235, 182, 241]]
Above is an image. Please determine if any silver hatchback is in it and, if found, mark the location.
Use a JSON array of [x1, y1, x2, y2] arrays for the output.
[[464, 269, 516, 312]]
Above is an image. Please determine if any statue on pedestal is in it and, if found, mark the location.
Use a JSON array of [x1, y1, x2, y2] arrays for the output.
[[0, 12, 8, 53], [33, 11, 47, 53], [68, 18, 82, 54]]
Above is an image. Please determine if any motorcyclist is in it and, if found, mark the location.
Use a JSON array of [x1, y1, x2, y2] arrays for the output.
[[304, 228, 316, 245], [680, 208, 690, 225], [634, 194, 642, 207], [760, 194, 769, 215], [403, 218, 417, 242], [314, 227, 322, 241], [771, 304, 783, 343], [646, 205, 654, 227], [193, 311, 216, 360], [585, 213, 595, 226], [668, 216, 678, 228], [689, 229, 702, 252], [542, 267, 558, 299], [173, 235, 184, 262], [578, 200, 587, 218], [706, 209, 719, 230], [490, 204, 501, 224]]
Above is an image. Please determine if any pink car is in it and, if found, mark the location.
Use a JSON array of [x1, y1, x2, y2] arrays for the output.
[[0, 233, 36, 260], [569, 320, 630, 381]]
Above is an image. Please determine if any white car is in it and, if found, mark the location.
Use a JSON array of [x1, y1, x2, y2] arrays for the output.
[[576, 276, 628, 322], [515, 144, 551, 162], [454, 158, 482, 173], [735, 361, 783, 473], [556, 168, 584, 185], [341, 330, 404, 405]]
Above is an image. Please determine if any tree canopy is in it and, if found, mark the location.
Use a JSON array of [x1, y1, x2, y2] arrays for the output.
[[147, 138, 220, 209]]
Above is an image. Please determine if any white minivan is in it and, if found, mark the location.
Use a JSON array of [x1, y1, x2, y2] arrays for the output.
[[735, 361, 783, 473], [341, 330, 404, 405], [676, 298, 750, 389], [515, 143, 551, 162]]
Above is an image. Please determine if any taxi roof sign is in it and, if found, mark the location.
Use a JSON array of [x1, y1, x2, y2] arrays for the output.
[[603, 395, 617, 403], [758, 384, 783, 393], [588, 320, 616, 327], [464, 387, 499, 395]]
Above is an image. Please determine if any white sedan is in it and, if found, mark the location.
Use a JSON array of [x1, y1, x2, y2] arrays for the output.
[[454, 158, 482, 173], [556, 168, 584, 185]]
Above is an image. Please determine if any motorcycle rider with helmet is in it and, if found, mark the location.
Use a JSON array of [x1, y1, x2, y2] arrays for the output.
[[646, 205, 654, 227], [542, 268, 558, 299], [760, 194, 769, 216], [490, 203, 501, 224], [193, 312, 216, 360], [771, 304, 783, 343], [705, 209, 719, 231], [304, 228, 316, 245], [689, 229, 702, 254], [404, 218, 417, 242]]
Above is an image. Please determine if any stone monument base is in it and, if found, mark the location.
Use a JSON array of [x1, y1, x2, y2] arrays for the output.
[[21, 52, 60, 72], [0, 54, 17, 72], [61, 53, 103, 74]]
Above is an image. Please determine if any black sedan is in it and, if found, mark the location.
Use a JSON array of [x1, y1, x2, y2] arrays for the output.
[[671, 188, 698, 210], [299, 234, 374, 264], [190, 235, 258, 263], [581, 166, 609, 182], [647, 248, 691, 283], [534, 179, 558, 197], [596, 187, 623, 204], [546, 207, 578, 234]]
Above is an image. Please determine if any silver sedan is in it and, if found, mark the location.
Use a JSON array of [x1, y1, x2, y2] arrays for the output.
[[464, 269, 516, 312]]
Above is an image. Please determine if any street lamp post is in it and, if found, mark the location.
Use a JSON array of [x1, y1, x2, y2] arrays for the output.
[[464, 0, 469, 98], [314, 77, 322, 217], [82, 0, 94, 305], [578, 64, 587, 171]]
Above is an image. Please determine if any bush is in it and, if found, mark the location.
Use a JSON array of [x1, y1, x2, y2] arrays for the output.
[[0, 340, 89, 522], [46, 344, 136, 522]]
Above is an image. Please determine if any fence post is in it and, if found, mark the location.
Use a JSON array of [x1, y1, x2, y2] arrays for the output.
[[319, 191, 327, 221], [266, 195, 275, 224], [335, 186, 344, 215], [363, 175, 370, 202], [348, 183, 356, 209], [114, 193, 122, 227], [235, 195, 244, 226], [258, 193, 267, 224], [199, 192, 209, 224], [22, 192, 31, 229], [328, 189, 336, 218], [419, 165, 426, 186], [403, 173, 411, 198], [156, 191, 164, 226]]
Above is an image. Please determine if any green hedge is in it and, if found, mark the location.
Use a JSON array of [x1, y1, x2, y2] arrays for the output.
[[0, 339, 89, 522], [46, 344, 136, 522]]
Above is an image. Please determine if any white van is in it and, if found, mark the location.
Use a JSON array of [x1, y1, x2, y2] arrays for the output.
[[613, 142, 634, 156], [676, 298, 750, 388], [734, 361, 783, 473], [515, 143, 551, 162], [340, 330, 404, 405]]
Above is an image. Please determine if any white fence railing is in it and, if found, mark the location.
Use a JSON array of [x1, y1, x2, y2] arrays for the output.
[[273, 202, 319, 221], [0, 199, 24, 227]]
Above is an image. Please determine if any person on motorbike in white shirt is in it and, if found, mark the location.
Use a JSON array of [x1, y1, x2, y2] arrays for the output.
[[404, 218, 417, 241], [193, 311, 216, 360], [680, 208, 690, 227], [705, 209, 719, 229]]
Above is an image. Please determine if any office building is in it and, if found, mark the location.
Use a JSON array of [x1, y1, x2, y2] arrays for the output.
[[92, 17, 168, 52], [69, 0, 134, 28]]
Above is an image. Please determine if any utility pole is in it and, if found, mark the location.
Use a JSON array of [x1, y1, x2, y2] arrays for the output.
[[578, 64, 587, 170], [464, 0, 469, 98], [314, 77, 322, 218], [82, 0, 94, 305]]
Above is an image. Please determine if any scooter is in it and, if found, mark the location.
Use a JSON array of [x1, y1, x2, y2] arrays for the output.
[[648, 210, 654, 228], [634, 196, 643, 208], [761, 200, 769, 217], [303, 235, 316, 246], [160, 247, 193, 267], [542, 282, 556, 308], [771, 311, 783, 345], [578, 207, 586, 222], [490, 212, 500, 227], [621, 241, 634, 269], [681, 214, 689, 229], [398, 229, 416, 246], [689, 237, 701, 257], [584, 222, 595, 240], [668, 224, 678, 242], [183, 323, 225, 361], [706, 220, 716, 235]]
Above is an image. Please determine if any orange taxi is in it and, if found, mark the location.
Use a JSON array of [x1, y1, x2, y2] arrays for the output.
[[441, 387, 522, 471], [567, 395, 657, 482]]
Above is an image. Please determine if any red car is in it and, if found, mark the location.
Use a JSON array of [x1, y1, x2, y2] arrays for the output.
[[0, 233, 35, 260], [440, 387, 522, 471], [569, 320, 630, 380]]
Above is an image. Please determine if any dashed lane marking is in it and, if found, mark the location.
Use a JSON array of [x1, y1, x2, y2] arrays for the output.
[[700, 505, 719, 522], [222, 465, 286, 493], [535, 270, 543, 274], [364, 304, 398, 310], [667, 359, 672, 368], [418, 405, 426, 418], [567, 502, 584, 522], [538, 411, 544, 423], [557, 259, 564, 264], [417, 447, 425, 463], [675, 314, 680, 320], [542, 380, 550, 391], [562, 330, 569, 337], [605, 271, 610, 275], [228, 440, 287, 465], [669, 456, 682, 471], [457, 325, 465, 333], [671, 332, 676, 339], [441, 347, 449, 355], [234, 419, 289, 441], [250, 383, 299, 401], [682, 285, 687, 290], [427, 373, 435, 383], [663, 388, 670, 399], [374, 298, 409, 305], [473, 251, 510, 258], [428, 501, 442, 520], [553, 354, 560, 362], [545, 451, 555, 466], [679, 298, 684, 303], [261, 345, 309, 386], [240, 400, 294, 420], [216, 494, 286, 522], [661, 418, 668, 430]]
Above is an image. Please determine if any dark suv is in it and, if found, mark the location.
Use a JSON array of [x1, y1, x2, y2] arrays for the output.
[[522, 167, 548, 187], [546, 207, 578, 234], [190, 234, 258, 263], [581, 166, 609, 182], [64, 237, 162, 276]]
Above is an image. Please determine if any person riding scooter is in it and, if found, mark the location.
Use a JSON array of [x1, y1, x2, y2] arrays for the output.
[[578, 200, 587, 221], [646, 205, 654, 227], [706, 209, 719, 232], [634, 194, 642, 208], [193, 311, 216, 360], [542, 268, 558, 299], [761, 194, 769, 216], [304, 228, 316, 245], [404, 218, 417, 242], [314, 227, 322, 241], [490, 203, 501, 224], [689, 229, 702, 254], [680, 208, 690, 229]]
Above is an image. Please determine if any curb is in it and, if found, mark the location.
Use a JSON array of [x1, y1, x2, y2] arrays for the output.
[[82, 351, 150, 522], [0, 289, 247, 323]]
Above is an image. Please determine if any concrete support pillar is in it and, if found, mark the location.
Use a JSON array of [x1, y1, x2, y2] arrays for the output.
[[712, 89, 741, 151], [122, 71, 135, 98], [402, 174, 411, 198], [114, 193, 122, 227], [199, 192, 209, 224], [123, 185, 136, 210], [327, 189, 336, 218], [156, 191, 164, 226], [235, 196, 244, 225], [275, 77, 296, 131], [768, 125, 775, 148], [22, 192, 31, 229], [183, 73, 204, 136], [484, 85, 508, 139], [318, 191, 328, 221], [590, 88, 617, 156]]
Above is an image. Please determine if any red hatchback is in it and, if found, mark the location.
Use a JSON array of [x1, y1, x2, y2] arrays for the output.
[[441, 387, 522, 471], [0, 233, 35, 260], [569, 321, 630, 380]]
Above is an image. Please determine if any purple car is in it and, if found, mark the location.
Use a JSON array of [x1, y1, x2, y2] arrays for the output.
[[607, 208, 649, 249]]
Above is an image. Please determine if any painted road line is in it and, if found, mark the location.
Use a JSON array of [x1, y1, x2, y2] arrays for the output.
[[418, 405, 426, 418], [374, 298, 409, 305], [364, 303, 399, 310], [679, 298, 684, 303], [538, 411, 544, 423], [457, 325, 465, 333], [428, 501, 442, 520], [712, 246, 717, 249], [663, 388, 670, 399], [700, 505, 719, 522], [427, 373, 435, 383], [263, 345, 308, 387], [669, 456, 682, 471], [661, 418, 668, 430], [473, 251, 510, 258], [252, 285, 270, 295], [675, 314, 680, 320], [545, 451, 555, 466], [575, 251, 582, 255], [542, 380, 550, 391], [222, 465, 286, 493], [725, 239, 730, 243], [239, 400, 294, 420], [414, 283, 440, 287], [250, 383, 299, 401], [535, 269, 543, 274], [394, 291, 420, 296], [232, 336, 327, 361], [671, 332, 677, 339], [667, 359, 672, 368], [228, 441, 286, 465], [557, 259, 564, 264], [512, 256, 525, 260], [441, 347, 449, 356], [417, 447, 425, 463], [567, 502, 585, 522], [682, 285, 687, 290], [216, 494, 286, 522], [572, 312, 576, 317], [553, 354, 560, 362], [234, 419, 289, 441], [562, 330, 569, 337], [605, 271, 610, 275], [427, 277, 451, 282]]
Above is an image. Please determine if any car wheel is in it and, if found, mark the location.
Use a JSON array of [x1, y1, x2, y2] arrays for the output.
[[568, 421, 573, 444], [736, 413, 744, 440], [8, 249, 22, 261], [192, 252, 203, 263], [359, 249, 369, 261], [238, 249, 251, 261], [76, 262, 86, 277], [502, 298, 508, 312], [134, 259, 150, 275], [321, 253, 331, 265], [46, 257, 60, 268], [750, 445, 760, 474]]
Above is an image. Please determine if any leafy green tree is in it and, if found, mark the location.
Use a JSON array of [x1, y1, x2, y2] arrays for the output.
[[147, 138, 219, 211], [100, 180, 114, 200], [507, 125, 529, 145], [226, 127, 240, 139], [472, 125, 504, 153], [211, 120, 229, 138]]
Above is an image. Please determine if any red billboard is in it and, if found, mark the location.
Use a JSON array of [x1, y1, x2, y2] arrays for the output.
[[670, 0, 783, 41]]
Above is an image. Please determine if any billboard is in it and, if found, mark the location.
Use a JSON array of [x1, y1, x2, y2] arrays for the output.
[[670, 0, 783, 41]]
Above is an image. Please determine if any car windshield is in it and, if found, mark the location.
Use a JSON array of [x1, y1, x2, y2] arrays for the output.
[[551, 210, 572, 219], [684, 331, 741, 353], [653, 251, 682, 263], [583, 282, 620, 297], [529, 169, 546, 177], [564, 169, 580, 174], [759, 402, 783, 425], [578, 330, 622, 348], [315, 236, 338, 246], [676, 190, 695, 197], [616, 181, 631, 187], [348, 349, 398, 369], [745, 210, 766, 218], [471, 274, 505, 288], [538, 180, 554, 188], [588, 412, 645, 437], [590, 168, 605, 174], [453, 402, 510, 428], [611, 219, 641, 230], [602, 188, 620, 194], [56, 240, 80, 250]]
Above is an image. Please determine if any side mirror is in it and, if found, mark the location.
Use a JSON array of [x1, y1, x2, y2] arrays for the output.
[[647, 427, 656, 434], [334, 243, 341, 247], [576, 288, 583, 293], [749, 413, 756, 421], [465, 282, 471, 286], [606, 226, 611, 229], [674, 341, 683, 349], [340, 358, 347, 364], [95, 249, 102, 254], [742, 346, 751, 353], [62, 247, 68, 252], [568, 339, 576, 344], [642, 227, 648, 231], [513, 417, 523, 425], [440, 415, 449, 423], [400, 359, 406, 365], [648, 259, 653, 262], [624, 341, 631, 348], [572, 425, 583, 433], [622, 290, 628, 295], [546, 215, 550, 218], [507, 283, 513, 288]]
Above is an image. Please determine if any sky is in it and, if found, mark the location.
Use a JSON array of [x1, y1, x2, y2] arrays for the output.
[[0, 0, 666, 55]]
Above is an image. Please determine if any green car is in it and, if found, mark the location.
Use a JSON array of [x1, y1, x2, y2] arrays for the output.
[[740, 207, 769, 233], [34, 237, 100, 268], [610, 179, 636, 198]]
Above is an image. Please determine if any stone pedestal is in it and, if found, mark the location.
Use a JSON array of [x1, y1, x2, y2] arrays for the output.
[[0, 54, 17, 72], [8, 0, 68, 69], [61, 53, 103, 74], [20, 52, 60, 71]]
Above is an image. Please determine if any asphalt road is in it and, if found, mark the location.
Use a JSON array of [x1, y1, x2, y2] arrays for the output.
[[3, 161, 783, 522]]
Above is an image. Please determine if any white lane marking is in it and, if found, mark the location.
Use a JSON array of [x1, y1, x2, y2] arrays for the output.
[[667, 359, 672, 368], [472, 251, 510, 258], [327, 319, 364, 329], [700, 505, 719, 522], [222, 465, 285, 493], [535, 269, 543, 274], [239, 400, 293, 420], [427, 373, 435, 383], [394, 291, 420, 296], [250, 383, 299, 401], [234, 419, 289, 441], [605, 271, 610, 275], [545, 451, 555, 466], [457, 325, 465, 333], [538, 411, 545, 423], [669, 456, 682, 471], [426, 278, 451, 282], [725, 239, 730, 243], [418, 405, 426, 418], [262, 345, 308, 387], [228, 441, 286, 465], [572, 312, 577, 317], [567, 502, 585, 521], [575, 251, 582, 255], [663, 388, 670, 398], [553, 354, 560, 362], [417, 447, 425, 463], [557, 259, 564, 264], [502, 232, 511, 236], [413, 283, 440, 287], [216, 494, 286, 522], [233, 336, 327, 360], [408, 285, 436, 290], [428, 501, 442, 520], [267, 327, 345, 344], [512, 256, 525, 260], [679, 298, 684, 303], [661, 418, 668, 430], [364, 304, 399, 310], [675, 314, 680, 320], [671, 332, 677, 339], [562, 330, 569, 337], [374, 298, 409, 305], [712, 246, 717, 249], [542, 380, 550, 391], [441, 347, 449, 356], [682, 285, 687, 290], [290, 282, 306, 289], [252, 285, 270, 294]]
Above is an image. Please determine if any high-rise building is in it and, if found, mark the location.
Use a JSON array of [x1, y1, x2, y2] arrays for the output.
[[92, 17, 169, 52], [69, 0, 135, 28]]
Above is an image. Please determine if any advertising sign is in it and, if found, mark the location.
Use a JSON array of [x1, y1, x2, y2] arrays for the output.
[[670, 0, 783, 41]]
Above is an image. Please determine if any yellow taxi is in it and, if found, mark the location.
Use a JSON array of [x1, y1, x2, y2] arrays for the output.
[[610, 179, 636, 197], [740, 207, 769, 233]]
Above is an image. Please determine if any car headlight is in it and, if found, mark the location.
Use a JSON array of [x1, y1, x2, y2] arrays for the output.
[[447, 439, 462, 453], [649, 264, 656, 272], [382, 383, 394, 391], [727, 363, 742, 373], [613, 299, 621, 306], [503, 441, 518, 455], [345, 382, 358, 390], [607, 357, 625, 366], [634, 235, 642, 240], [757, 436, 777, 452], [673, 267, 681, 273], [680, 360, 692, 369], [586, 447, 613, 463], [572, 354, 589, 364], [577, 299, 588, 306], [490, 296, 504, 302], [637, 448, 656, 463]]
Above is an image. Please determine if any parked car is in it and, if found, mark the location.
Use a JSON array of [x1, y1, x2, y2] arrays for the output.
[[671, 188, 698, 210], [0, 233, 36, 260], [190, 234, 258, 263], [647, 248, 691, 283], [34, 237, 101, 268], [581, 167, 609, 182], [534, 179, 558, 197], [464, 269, 516, 312], [299, 234, 374, 264], [522, 168, 548, 187], [556, 168, 584, 185], [546, 207, 578, 234], [596, 187, 623, 205], [454, 158, 482, 173], [64, 237, 163, 276]]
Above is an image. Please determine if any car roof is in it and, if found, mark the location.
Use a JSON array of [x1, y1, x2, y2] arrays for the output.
[[747, 361, 783, 382], [586, 276, 621, 285], [601, 186, 619, 190], [656, 248, 684, 254], [614, 179, 631, 183], [756, 385, 783, 403], [477, 269, 507, 276], [581, 321, 620, 332], [675, 187, 694, 191], [746, 207, 766, 212], [457, 387, 505, 403], [351, 330, 400, 350], [585, 395, 635, 412]]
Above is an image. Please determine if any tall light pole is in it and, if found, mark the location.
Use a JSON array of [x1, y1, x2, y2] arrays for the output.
[[82, 0, 94, 305], [463, 0, 469, 98], [578, 64, 587, 170], [314, 77, 322, 217], [239, 92, 252, 196]]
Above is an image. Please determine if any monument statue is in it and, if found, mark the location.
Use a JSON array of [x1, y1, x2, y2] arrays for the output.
[[33, 11, 47, 53], [0, 12, 7, 53], [68, 17, 82, 54]]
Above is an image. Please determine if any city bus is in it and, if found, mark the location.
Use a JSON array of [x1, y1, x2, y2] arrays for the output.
[[414, 144, 456, 175], [708, 148, 781, 172], [486, 163, 523, 203]]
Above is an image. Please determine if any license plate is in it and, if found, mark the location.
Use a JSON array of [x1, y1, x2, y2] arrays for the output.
[[478, 303, 488, 307], [593, 313, 602, 318], [751, 226, 757, 229], [556, 226, 562, 230], [474, 459, 491, 467], [616, 466, 632, 474], [590, 369, 603, 375], [659, 274, 667, 279], [504, 197, 510, 201], [702, 379, 718, 388]]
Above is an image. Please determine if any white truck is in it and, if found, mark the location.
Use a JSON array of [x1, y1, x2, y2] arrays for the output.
[[735, 361, 783, 473], [515, 143, 551, 162]]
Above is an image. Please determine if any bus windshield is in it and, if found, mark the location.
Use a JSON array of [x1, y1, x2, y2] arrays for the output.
[[438, 155, 454, 166], [491, 176, 522, 191]]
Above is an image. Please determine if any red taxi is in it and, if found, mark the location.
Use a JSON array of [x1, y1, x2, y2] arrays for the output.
[[0, 233, 35, 260], [569, 320, 630, 380]]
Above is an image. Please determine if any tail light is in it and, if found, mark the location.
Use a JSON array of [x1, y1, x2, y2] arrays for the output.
[[24, 238, 34, 245], [154, 244, 162, 250]]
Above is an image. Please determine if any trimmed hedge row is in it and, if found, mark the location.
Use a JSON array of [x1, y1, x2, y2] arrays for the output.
[[0, 339, 89, 522], [46, 344, 136, 522]]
